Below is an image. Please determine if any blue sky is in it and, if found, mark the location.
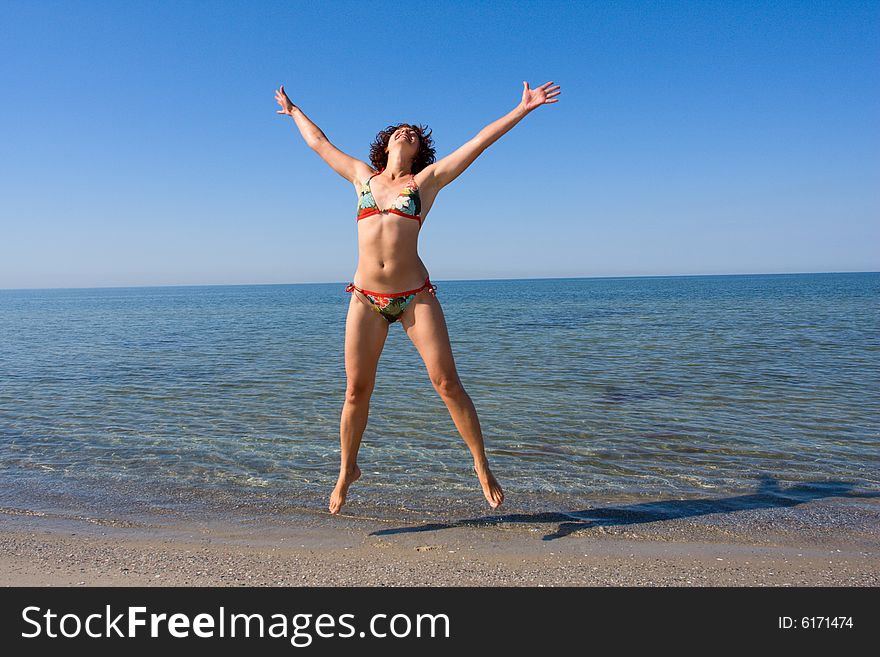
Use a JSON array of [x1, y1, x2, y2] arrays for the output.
[[1, 0, 877, 289]]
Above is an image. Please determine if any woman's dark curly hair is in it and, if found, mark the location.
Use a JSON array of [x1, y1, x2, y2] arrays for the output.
[[368, 123, 436, 174]]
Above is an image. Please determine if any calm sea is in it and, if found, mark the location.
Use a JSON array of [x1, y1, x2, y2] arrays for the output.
[[1, 273, 878, 523]]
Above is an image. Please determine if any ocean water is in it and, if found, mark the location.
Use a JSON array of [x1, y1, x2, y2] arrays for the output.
[[1, 273, 878, 522]]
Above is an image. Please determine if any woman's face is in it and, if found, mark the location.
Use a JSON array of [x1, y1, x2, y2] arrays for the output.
[[387, 126, 420, 157]]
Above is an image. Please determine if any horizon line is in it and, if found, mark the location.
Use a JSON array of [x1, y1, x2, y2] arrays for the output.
[[1, 269, 877, 292]]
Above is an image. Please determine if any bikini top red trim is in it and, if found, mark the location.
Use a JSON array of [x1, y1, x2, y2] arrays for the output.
[[356, 168, 422, 225]]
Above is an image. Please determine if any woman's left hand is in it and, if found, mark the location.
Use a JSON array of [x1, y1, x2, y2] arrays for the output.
[[520, 80, 561, 113]]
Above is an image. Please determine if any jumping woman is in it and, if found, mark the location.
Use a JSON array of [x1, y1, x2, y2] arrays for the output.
[[274, 80, 561, 514]]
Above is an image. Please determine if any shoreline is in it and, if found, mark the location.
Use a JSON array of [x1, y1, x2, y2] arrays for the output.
[[2, 496, 878, 586]]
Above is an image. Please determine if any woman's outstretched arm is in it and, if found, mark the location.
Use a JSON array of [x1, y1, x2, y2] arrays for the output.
[[275, 85, 327, 146], [275, 85, 372, 185], [426, 80, 561, 190]]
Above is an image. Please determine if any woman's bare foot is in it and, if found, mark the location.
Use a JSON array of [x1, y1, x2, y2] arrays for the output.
[[329, 464, 361, 514], [473, 463, 504, 509]]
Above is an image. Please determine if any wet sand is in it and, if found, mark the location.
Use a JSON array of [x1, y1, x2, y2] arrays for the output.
[[2, 496, 878, 586]]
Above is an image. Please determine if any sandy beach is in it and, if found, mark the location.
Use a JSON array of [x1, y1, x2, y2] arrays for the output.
[[2, 495, 878, 587]]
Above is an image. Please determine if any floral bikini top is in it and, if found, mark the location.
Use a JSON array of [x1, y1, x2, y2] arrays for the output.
[[356, 169, 422, 226]]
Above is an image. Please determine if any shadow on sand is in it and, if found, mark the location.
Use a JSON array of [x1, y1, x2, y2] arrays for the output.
[[369, 477, 880, 541]]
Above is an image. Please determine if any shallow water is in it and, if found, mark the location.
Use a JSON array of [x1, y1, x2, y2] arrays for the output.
[[1, 273, 878, 521]]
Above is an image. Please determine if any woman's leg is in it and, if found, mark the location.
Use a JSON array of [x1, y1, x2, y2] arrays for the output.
[[399, 292, 504, 509], [329, 292, 390, 514]]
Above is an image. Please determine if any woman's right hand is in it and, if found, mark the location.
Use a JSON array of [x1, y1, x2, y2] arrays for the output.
[[275, 85, 298, 115]]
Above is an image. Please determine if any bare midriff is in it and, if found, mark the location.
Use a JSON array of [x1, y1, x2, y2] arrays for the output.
[[351, 174, 438, 293]]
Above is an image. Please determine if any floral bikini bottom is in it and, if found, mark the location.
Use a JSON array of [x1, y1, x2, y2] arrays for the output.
[[345, 276, 438, 323]]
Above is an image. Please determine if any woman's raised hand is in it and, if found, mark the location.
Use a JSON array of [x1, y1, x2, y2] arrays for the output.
[[520, 80, 561, 113], [275, 85, 298, 115]]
